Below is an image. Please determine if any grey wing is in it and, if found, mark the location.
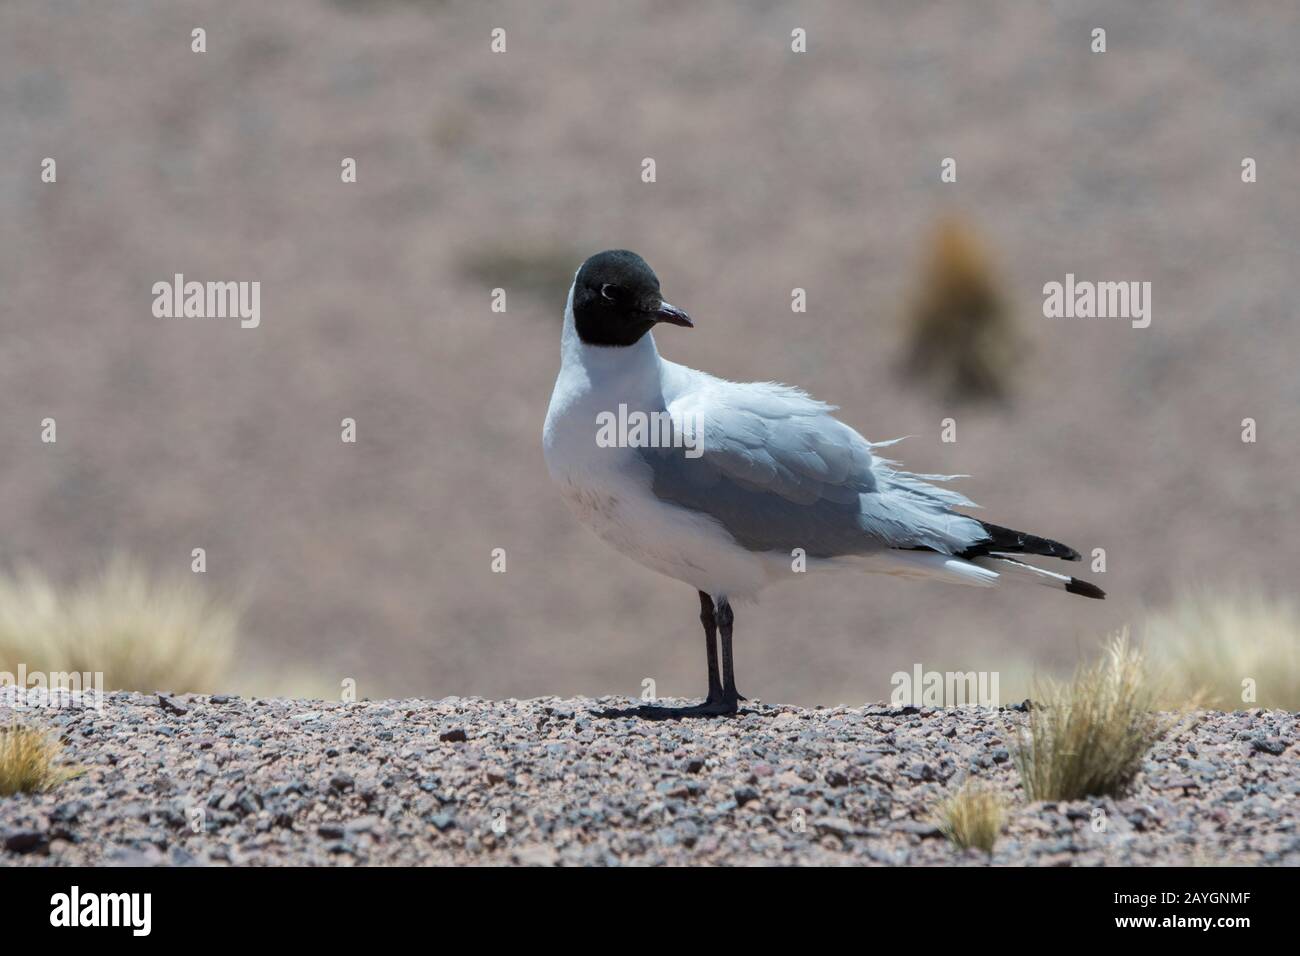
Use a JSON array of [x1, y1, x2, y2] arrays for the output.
[[640, 382, 987, 557]]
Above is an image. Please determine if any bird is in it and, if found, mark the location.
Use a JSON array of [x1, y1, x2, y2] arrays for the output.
[[543, 249, 1104, 718]]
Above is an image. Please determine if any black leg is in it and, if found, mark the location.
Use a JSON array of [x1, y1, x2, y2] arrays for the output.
[[699, 590, 723, 704], [592, 590, 742, 720], [717, 598, 746, 704]]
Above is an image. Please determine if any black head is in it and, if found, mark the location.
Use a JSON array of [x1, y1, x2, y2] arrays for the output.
[[572, 249, 693, 347]]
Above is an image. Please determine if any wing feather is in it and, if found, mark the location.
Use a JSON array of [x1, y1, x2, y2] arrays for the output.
[[641, 376, 986, 556]]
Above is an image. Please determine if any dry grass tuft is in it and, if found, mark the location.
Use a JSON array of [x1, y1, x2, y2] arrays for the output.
[[1015, 632, 1170, 802], [0, 724, 81, 796], [935, 780, 1007, 854], [0, 557, 238, 694], [1141, 590, 1300, 711], [902, 217, 1022, 403]]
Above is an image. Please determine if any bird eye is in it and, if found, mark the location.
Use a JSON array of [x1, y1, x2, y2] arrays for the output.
[[600, 284, 619, 301]]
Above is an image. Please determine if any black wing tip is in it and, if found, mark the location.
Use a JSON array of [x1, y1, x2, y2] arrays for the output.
[[1066, 577, 1106, 600], [966, 521, 1082, 562]]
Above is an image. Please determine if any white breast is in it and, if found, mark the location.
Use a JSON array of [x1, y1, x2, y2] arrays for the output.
[[542, 288, 775, 599]]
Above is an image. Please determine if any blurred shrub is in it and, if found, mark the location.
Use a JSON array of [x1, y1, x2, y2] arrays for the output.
[[902, 218, 1022, 403], [0, 558, 237, 694], [461, 240, 583, 310], [1143, 590, 1300, 711]]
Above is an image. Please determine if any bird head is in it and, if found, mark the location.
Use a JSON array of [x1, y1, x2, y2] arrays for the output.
[[571, 250, 692, 347]]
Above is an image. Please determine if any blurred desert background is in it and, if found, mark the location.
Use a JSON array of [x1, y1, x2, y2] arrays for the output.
[[1, 0, 1296, 707]]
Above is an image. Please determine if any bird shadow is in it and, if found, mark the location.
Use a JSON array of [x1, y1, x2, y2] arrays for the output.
[[590, 701, 754, 721]]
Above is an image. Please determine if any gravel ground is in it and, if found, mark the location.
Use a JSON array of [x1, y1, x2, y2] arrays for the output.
[[1, 691, 1296, 866]]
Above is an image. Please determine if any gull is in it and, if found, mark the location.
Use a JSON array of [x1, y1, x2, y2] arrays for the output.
[[543, 250, 1104, 717]]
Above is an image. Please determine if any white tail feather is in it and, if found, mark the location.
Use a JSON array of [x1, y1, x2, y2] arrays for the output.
[[972, 555, 1072, 592], [881, 550, 999, 588]]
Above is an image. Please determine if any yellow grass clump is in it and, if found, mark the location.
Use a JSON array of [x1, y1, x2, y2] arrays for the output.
[[0, 558, 238, 695], [0, 724, 81, 796], [935, 780, 1007, 854], [1015, 632, 1170, 802]]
